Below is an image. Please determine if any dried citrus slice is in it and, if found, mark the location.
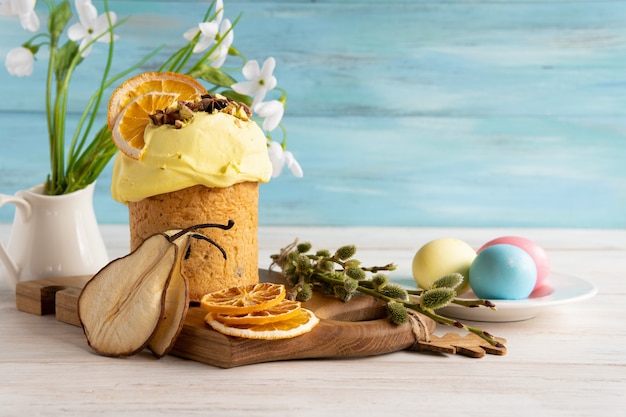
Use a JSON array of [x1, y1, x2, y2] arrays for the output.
[[107, 71, 206, 130], [212, 299, 302, 325], [205, 308, 319, 340], [200, 283, 286, 315], [112, 91, 179, 159]]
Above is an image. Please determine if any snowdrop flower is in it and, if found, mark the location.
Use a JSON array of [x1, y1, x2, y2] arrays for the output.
[[5, 46, 34, 76], [254, 100, 284, 132], [0, 0, 40, 32], [267, 140, 303, 178], [183, 0, 224, 54], [208, 18, 234, 68], [67, 0, 118, 58], [183, 21, 219, 54], [232, 57, 277, 108]]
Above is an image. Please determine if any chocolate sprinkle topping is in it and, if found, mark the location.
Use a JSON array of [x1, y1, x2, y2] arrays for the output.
[[149, 94, 251, 128]]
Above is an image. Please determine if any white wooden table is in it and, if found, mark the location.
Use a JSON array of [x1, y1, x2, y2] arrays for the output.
[[1, 224, 625, 416]]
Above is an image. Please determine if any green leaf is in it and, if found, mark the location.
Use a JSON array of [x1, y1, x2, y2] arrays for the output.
[[188, 65, 237, 88], [54, 41, 81, 83], [49, 1, 72, 44]]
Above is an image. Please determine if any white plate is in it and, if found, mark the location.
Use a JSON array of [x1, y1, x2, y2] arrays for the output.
[[394, 273, 598, 322]]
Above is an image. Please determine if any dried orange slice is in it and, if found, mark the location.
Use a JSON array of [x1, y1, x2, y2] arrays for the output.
[[199, 283, 286, 315], [212, 299, 302, 325], [205, 308, 319, 340], [107, 71, 206, 130], [112, 92, 179, 159]]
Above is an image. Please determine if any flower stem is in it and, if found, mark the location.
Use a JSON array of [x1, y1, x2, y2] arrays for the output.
[[66, 1, 120, 191], [45, 17, 59, 194]]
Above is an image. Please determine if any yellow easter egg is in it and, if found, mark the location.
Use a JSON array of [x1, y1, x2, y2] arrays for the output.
[[412, 238, 476, 295]]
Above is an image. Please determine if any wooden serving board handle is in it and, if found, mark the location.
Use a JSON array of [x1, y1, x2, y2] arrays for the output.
[[15, 270, 436, 368]]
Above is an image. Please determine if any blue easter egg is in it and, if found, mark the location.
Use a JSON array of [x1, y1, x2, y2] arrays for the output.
[[469, 244, 537, 300]]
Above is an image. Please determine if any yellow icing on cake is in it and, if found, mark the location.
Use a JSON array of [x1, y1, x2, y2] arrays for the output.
[[111, 111, 272, 203]]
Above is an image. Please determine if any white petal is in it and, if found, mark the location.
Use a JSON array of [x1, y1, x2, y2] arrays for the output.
[[264, 74, 277, 91], [5, 46, 34, 77], [264, 109, 284, 131], [192, 36, 213, 53], [260, 57, 276, 78], [214, 0, 224, 23], [255, 100, 284, 132], [267, 141, 285, 178], [251, 87, 268, 108], [75, 0, 98, 27], [258, 57, 277, 90], [93, 12, 117, 42], [209, 45, 228, 68], [260, 57, 276, 86], [231, 80, 259, 96], [0, 1, 14, 16], [183, 27, 200, 41], [79, 38, 94, 57], [67, 22, 87, 41], [241, 59, 260, 80], [19, 9, 39, 31], [284, 152, 303, 178], [219, 18, 234, 46], [15, 0, 36, 15], [198, 21, 218, 38]]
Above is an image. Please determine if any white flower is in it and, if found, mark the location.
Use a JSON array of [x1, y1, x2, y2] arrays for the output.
[[208, 18, 234, 68], [183, 0, 224, 54], [183, 21, 219, 54], [232, 57, 277, 108], [0, 0, 40, 32], [67, 0, 118, 58], [267, 140, 303, 178], [5, 46, 34, 76], [213, 0, 224, 24], [254, 100, 284, 132]]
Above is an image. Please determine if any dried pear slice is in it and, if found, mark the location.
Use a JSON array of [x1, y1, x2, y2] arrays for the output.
[[148, 234, 190, 358], [78, 233, 178, 357]]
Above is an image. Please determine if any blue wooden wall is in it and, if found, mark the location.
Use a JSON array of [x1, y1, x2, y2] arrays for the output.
[[1, 0, 625, 227]]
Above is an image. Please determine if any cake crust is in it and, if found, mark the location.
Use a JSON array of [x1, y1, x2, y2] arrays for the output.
[[129, 182, 259, 302]]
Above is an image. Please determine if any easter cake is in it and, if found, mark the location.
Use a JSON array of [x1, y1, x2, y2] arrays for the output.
[[108, 72, 272, 302]]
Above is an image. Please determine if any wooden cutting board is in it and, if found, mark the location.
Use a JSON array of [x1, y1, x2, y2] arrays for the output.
[[15, 269, 436, 368]]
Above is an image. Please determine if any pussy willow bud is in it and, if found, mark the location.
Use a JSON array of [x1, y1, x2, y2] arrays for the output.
[[286, 273, 300, 286], [335, 245, 356, 260], [322, 283, 335, 295], [316, 249, 331, 257], [334, 286, 353, 302], [343, 259, 362, 269], [420, 287, 456, 310], [379, 283, 409, 301], [330, 271, 346, 282], [296, 254, 311, 272], [296, 284, 313, 302], [371, 273, 388, 290], [386, 301, 408, 324], [286, 250, 299, 264], [344, 278, 359, 293], [297, 242, 312, 253], [318, 259, 335, 272], [432, 273, 464, 290], [345, 266, 366, 280]]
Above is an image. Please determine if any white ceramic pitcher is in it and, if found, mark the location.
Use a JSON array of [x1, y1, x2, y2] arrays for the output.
[[0, 182, 109, 292]]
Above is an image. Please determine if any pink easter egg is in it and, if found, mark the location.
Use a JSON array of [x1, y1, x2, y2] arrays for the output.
[[478, 236, 551, 290]]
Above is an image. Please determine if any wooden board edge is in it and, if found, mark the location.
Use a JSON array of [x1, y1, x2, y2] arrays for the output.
[[15, 276, 91, 322]]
